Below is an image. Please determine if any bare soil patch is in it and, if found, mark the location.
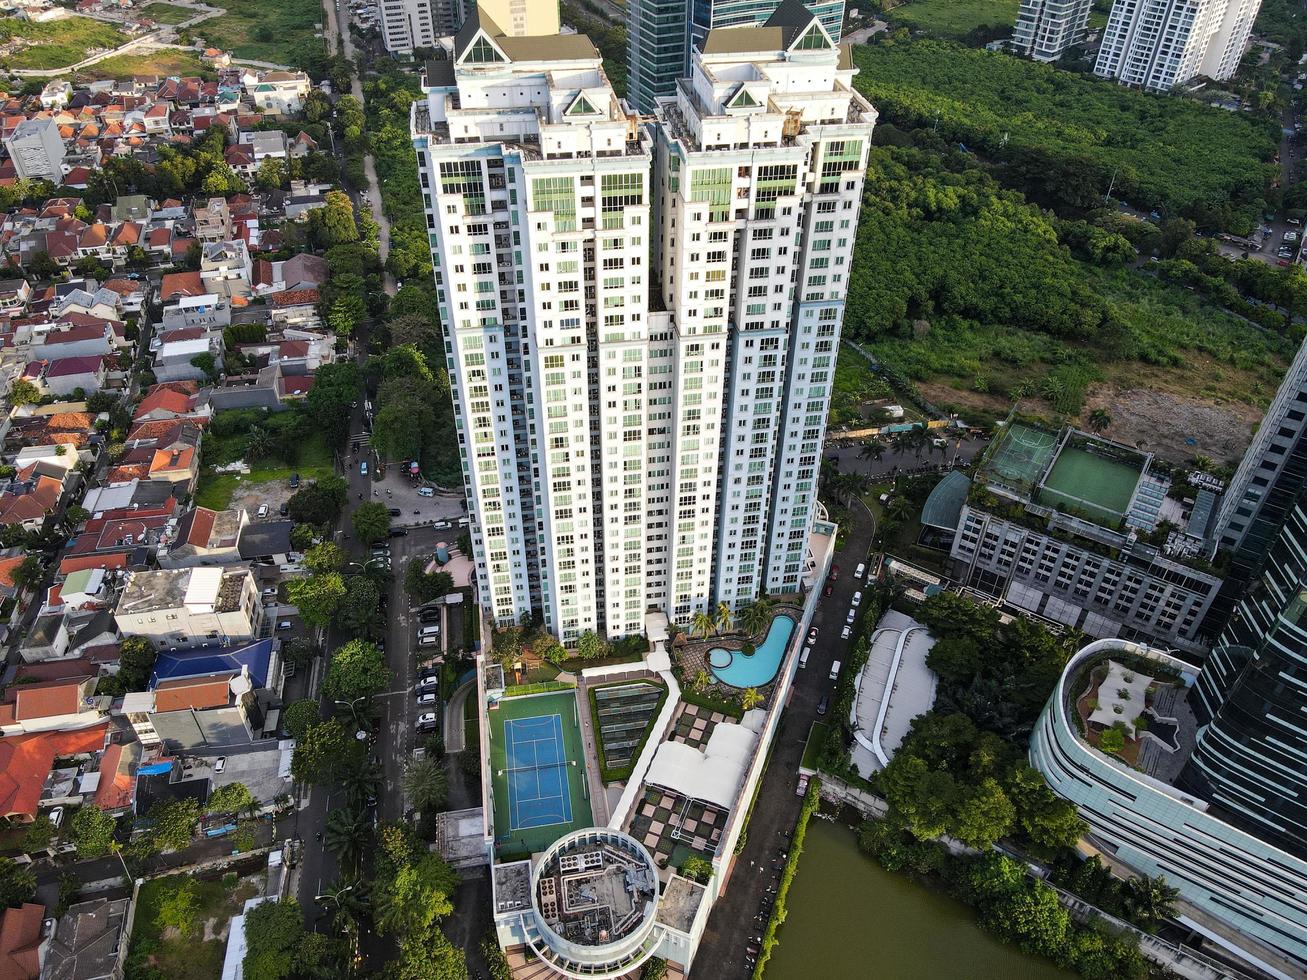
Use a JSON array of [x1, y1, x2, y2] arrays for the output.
[[1080, 384, 1262, 466]]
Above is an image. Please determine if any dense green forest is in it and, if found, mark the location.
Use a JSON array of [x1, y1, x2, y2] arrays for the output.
[[852, 39, 1279, 232], [844, 144, 1293, 414]]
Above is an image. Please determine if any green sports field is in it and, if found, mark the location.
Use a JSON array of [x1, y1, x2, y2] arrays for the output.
[[487, 689, 594, 857], [1039, 445, 1141, 522]]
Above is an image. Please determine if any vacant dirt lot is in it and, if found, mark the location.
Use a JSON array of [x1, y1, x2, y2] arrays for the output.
[[1080, 385, 1262, 466], [227, 478, 296, 517]]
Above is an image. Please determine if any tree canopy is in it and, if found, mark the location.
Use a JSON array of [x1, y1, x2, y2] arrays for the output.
[[323, 639, 392, 704], [853, 39, 1278, 230]]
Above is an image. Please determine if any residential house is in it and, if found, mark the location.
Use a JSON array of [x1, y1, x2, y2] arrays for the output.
[[199, 240, 251, 296], [0, 279, 32, 315], [4, 118, 64, 181], [114, 565, 263, 650], [0, 724, 108, 823], [0, 675, 106, 736], [26, 356, 108, 397], [267, 289, 320, 331], [159, 293, 230, 332], [237, 130, 288, 163], [41, 897, 134, 980], [246, 71, 311, 115], [191, 198, 232, 242], [0, 903, 46, 980], [159, 507, 247, 568], [153, 336, 218, 383]]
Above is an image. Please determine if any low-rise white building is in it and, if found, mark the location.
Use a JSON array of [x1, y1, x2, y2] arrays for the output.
[[114, 565, 264, 649]]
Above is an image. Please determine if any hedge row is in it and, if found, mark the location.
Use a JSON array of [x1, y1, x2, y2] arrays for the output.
[[752, 776, 821, 979]]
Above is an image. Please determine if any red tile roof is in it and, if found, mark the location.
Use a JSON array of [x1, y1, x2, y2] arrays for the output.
[[133, 387, 192, 420], [185, 506, 216, 546], [159, 270, 204, 300], [0, 903, 45, 980], [0, 725, 108, 820], [269, 288, 319, 307], [58, 553, 129, 576], [93, 741, 135, 812], [8, 677, 89, 722], [154, 675, 232, 713], [0, 557, 23, 590]]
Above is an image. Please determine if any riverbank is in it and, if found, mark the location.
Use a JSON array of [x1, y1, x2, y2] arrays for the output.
[[767, 819, 1075, 980]]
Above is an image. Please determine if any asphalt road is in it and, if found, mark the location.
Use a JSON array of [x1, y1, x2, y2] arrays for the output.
[[824, 432, 990, 480], [694, 500, 878, 978]]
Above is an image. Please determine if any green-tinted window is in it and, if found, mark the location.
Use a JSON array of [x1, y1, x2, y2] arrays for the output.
[[690, 167, 732, 222], [601, 172, 643, 228], [466, 35, 506, 63], [533, 176, 576, 231], [794, 23, 830, 50]]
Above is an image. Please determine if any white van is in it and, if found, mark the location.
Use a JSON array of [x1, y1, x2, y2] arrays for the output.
[[829, 660, 841, 681], [799, 648, 810, 669], [418, 625, 441, 638], [854, 562, 866, 579]]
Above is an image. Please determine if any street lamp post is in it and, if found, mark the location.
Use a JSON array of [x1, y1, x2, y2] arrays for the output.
[[334, 695, 370, 730]]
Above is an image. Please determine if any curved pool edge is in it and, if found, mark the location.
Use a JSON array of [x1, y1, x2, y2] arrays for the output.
[[706, 614, 798, 689]]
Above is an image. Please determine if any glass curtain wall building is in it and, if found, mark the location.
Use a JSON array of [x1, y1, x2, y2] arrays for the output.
[[1183, 494, 1307, 859]]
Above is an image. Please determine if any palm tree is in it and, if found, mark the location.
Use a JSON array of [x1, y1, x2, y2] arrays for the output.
[[402, 756, 449, 812], [244, 424, 275, 460], [887, 496, 914, 523], [859, 440, 886, 463], [691, 611, 715, 640], [738, 596, 773, 637], [715, 601, 734, 635], [340, 762, 381, 810], [324, 807, 369, 871], [739, 687, 764, 711], [691, 669, 711, 693], [1122, 874, 1179, 928], [1086, 408, 1112, 433]]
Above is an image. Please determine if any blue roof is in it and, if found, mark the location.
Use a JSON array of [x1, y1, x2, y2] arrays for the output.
[[149, 638, 275, 690]]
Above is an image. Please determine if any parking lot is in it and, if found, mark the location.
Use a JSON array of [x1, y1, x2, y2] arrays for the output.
[[363, 467, 466, 527]]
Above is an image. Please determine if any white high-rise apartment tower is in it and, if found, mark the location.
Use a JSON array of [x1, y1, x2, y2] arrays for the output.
[[1011, 0, 1093, 61], [1094, 0, 1263, 92], [412, 1, 873, 642]]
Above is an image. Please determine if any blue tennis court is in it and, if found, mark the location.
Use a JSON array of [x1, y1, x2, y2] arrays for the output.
[[505, 714, 573, 831]]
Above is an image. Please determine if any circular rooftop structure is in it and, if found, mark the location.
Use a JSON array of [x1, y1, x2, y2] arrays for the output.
[[528, 827, 662, 979]]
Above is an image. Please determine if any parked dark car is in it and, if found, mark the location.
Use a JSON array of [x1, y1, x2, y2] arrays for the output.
[[389, 527, 409, 538]]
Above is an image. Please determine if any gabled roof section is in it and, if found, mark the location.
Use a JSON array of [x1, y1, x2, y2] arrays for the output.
[[727, 85, 761, 109], [565, 92, 601, 117], [790, 19, 832, 50], [702, 0, 830, 55], [454, 6, 511, 65]]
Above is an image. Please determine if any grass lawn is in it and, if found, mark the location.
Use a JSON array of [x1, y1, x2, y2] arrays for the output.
[[126, 873, 261, 980], [801, 721, 830, 770], [200, 0, 323, 67], [831, 344, 895, 428], [140, 2, 196, 23], [75, 49, 215, 80], [888, 0, 1020, 37], [194, 431, 334, 510], [0, 16, 126, 70]]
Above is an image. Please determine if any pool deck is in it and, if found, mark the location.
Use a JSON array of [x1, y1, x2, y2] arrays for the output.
[[676, 609, 802, 702]]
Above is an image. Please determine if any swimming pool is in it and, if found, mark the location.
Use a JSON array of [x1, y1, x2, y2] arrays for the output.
[[707, 615, 797, 688]]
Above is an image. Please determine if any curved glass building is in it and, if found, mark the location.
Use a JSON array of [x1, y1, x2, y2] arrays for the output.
[[1030, 638, 1307, 973]]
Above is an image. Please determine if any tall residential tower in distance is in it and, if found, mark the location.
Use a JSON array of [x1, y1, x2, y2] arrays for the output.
[[382, 0, 560, 58], [627, 0, 846, 112], [1011, 0, 1092, 61], [1094, 0, 1263, 91], [412, 1, 873, 642]]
